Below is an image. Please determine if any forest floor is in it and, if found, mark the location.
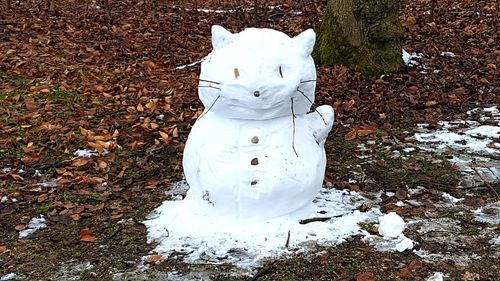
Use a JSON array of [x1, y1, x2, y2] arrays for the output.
[[0, 0, 499, 280]]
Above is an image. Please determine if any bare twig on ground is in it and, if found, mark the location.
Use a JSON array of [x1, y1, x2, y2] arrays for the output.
[[299, 215, 343, 224], [472, 167, 500, 200]]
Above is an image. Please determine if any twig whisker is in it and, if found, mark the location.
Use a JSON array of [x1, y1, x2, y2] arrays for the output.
[[199, 79, 221, 85], [296, 87, 327, 125], [198, 85, 221, 91], [197, 95, 221, 120], [291, 98, 298, 157]]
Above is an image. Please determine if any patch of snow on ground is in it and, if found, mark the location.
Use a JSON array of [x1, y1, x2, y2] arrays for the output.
[[409, 218, 488, 266], [19, 216, 47, 238], [468, 106, 499, 122], [165, 179, 189, 200], [50, 262, 97, 280], [36, 181, 58, 188], [74, 149, 99, 157], [440, 51, 456, 57], [402, 49, 423, 66], [403, 147, 415, 153], [0, 273, 18, 281], [363, 212, 414, 252], [413, 218, 461, 234], [395, 200, 405, 207], [394, 236, 414, 251], [414, 249, 480, 267], [363, 233, 414, 252], [415, 124, 499, 154], [491, 236, 500, 245], [145, 182, 382, 268], [426, 272, 445, 281], [1, 167, 13, 173], [441, 192, 463, 203], [378, 212, 405, 238], [451, 155, 500, 187], [413, 107, 500, 187], [408, 186, 425, 194], [473, 202, 500, 224], [414, 107, 499, 155]]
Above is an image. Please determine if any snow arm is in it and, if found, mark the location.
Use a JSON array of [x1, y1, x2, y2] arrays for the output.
[[305, 105, 334, 145]]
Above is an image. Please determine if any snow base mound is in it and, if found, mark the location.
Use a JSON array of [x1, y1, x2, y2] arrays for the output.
[[144, 183, 381, 268]]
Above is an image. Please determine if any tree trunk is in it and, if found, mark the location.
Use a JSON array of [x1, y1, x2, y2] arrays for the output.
[[314, 0, 404, 76]]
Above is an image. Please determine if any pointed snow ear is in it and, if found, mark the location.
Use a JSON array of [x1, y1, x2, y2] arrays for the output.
[[294, 29, 316, 56], [211, 25, 233, 50]]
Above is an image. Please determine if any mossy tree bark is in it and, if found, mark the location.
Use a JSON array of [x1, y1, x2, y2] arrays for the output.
[[313, 0, 404, 76]]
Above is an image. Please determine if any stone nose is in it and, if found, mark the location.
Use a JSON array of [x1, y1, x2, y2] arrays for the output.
[[253, 90, 261, 97]]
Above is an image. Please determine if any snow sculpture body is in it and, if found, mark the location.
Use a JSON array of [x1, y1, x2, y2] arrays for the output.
[[183, 25, 334, 220]]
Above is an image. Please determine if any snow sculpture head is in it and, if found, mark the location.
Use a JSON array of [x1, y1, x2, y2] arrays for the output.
[[183, 25, 334, 220], [199, 25, 317, 120]]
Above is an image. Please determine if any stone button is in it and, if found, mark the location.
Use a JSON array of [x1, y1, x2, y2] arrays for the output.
[[251, 158, 259, 165], [253, 91, 260, 97], [250, 180, 258, 186], [251, 136, 259, 144]]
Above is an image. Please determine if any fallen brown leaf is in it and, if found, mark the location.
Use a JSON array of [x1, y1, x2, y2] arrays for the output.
[[159, 131, 171, 142], [454, 87, 466, 95], [405, 16, 417, 28], [80, 228, 97, 242], [37, 193, 49, 203], [357, 129, 374, 137], [345, 128, 358, 140], [144, 254, 163, 264], [398, 267, 412, 278], [15, 224, 26, 231], [98, 160, 108, 170], [145, 179, 159, 189], [8, 174, 24, 181], [72, 158, 91, 167], [350, 184, 360, 191], [425, 100, 438, 107], [356, 272, 375, 281], [486, 142, 497, 149], [111, 213, 124, 219], [0, 245, 8, 254], [323, 174, 333, 187], [21, 156, 41, 164]]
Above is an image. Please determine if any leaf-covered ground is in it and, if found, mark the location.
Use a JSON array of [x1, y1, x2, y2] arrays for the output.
[[0, 0, 499, 280]]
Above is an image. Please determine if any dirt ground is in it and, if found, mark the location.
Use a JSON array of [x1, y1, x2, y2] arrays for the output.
[[1, 0, 499, 280]]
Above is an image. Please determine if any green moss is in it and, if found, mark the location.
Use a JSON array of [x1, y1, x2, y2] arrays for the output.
[[314, 0, 403, 76], [0, 113, 17, 125], [39, 203, 52, 213], [0, 71, 27, 86], [364, 156, 461, 191], [355, 0, 399, 20], [0, 90, 20, 101], [358, 222, 377, 234], [57, 190, 103, 203], [313, 5, 360, 69], [0, 145, 24, 159], [35, 86, 86, 106]]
